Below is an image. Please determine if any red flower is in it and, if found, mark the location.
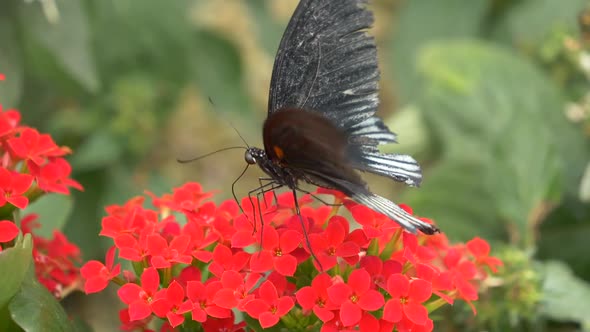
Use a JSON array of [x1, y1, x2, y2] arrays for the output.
[[100, 205, 154, 239], [214, 270, 261, 311], [467, 237, 503, 274], [296, 273, 338, 322], [244, 280, 294, 328], [118, 267, 160, 321], [348, 203, 398, 239], [7, 127, 69, 165], [359, 255, 402, 289], [249, 227, 301, 276], [0, 220, 19, 251], [382, 274, 432, 326], [0, 105, 21, 139], [327, 269, 385, 327], [182, 220, 217, 263], [81, 246, 121, 293], [231, 194, 278, 248], [28, 157, 83, 194], [118, 309, 153, 332], [147, 234, 192, 268], [177, 280, 231, 322], [201, 311, 246, 332], [442, 247, 479, 312], [115, 232, 150, 262], [154, 182, 213, 218], [0, 73, 4, 80], [151, 280, 186, 327], [0, 168, 33, 209], [208, 244, 250, 278], [0, 220, 19, 241], [309, 216, 362, 270]]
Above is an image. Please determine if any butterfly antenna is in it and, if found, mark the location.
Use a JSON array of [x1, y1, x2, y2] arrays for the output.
[[177, 146, 247, 163], [208, 97, 250, 148]]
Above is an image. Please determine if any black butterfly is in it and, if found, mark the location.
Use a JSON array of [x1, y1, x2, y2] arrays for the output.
[[245, 0, 439, 236]]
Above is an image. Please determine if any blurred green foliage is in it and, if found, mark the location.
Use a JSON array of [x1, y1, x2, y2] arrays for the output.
[[1, 0, 590, 331]]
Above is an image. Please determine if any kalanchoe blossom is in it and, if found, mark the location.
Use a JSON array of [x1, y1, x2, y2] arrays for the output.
[[244, 280, 295, 328], [249, 227, 302, 276], [0, 105, 21, 139], [177, 280, 231, 322], [0, 220, 19, 251], [118, 267, 161, 321], [327, 269, 385, 327], [147, 234, 192, 268], [7, 127, 70, 166], [383, 274, 432, 326], [467, 237, 504, 275], [151, 280, 186, 327], [76, 180, 502, 331], [28, 157, 83, 194], [0, 168, 34, 209], [81, 246, 121, 293], [296, 273, 338, 322]]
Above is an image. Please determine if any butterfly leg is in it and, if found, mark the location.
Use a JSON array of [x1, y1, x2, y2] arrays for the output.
[[258, 177, 279, 208], [247, 181, 282, 234], [291, 189, 324, 272]]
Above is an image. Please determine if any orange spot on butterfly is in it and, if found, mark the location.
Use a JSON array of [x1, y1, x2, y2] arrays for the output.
[[273, 146, 284, 159]]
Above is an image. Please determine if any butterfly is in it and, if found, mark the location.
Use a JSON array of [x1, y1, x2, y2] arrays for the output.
[[244, 0, 439, 239]]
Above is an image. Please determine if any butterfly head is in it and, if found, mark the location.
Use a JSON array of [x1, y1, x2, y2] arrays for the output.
[[244, 147, 266, 166]]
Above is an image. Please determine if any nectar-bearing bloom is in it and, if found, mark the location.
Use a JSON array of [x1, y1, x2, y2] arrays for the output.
[[0, 90, 83, 299], [78, 181, 502, 332]]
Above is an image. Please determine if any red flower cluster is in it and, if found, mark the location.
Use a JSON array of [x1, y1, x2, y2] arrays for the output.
[[0, 81, 83, 298], [82, 182, 502, 331]]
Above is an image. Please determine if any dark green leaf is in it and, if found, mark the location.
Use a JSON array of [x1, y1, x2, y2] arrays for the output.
[[0, 234, 33, 308], [22, 195, 74, 238], [406, 40, 583, 244], [537, 199, 590, 280], [70, 131, 122, 172], [8, 264, 75, 332], [19, 0, 99, 92], [0, 18, 23, 107], [539, 260, 590, 329], [389, 0, 488, 104]]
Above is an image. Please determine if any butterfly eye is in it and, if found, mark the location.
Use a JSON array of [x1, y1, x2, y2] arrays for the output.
[[245, 150, 256, 165]]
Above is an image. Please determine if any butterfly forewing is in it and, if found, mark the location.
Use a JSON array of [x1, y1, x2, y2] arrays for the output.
[[267, 0, 422, 186], [252, 0, 439, 237]]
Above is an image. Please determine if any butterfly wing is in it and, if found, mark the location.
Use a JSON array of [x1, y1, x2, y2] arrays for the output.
[[263, 109, 438, 235], [267, 0, 422, 186]]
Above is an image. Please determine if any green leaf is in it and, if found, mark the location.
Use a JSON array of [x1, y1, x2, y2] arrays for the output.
[[19, 0, 99, 92], [389, 0, 488, 104], [22, 195, 74, 238], [537, 200, 590, 280], [405, 40, 583, 244], [192, 29, 254, 117], [8, 264, 75, 332], [0, 18, 23, 107], [539, 260, 590, 330], [0, 234, 33, 308], [91, 0, 193, 82], [70, 131, 122, 172], [580, 162, 590, 202], [495, 0, 588, 47]]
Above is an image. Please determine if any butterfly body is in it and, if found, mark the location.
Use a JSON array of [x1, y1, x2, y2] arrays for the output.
[[246, 0, 439, 235]]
